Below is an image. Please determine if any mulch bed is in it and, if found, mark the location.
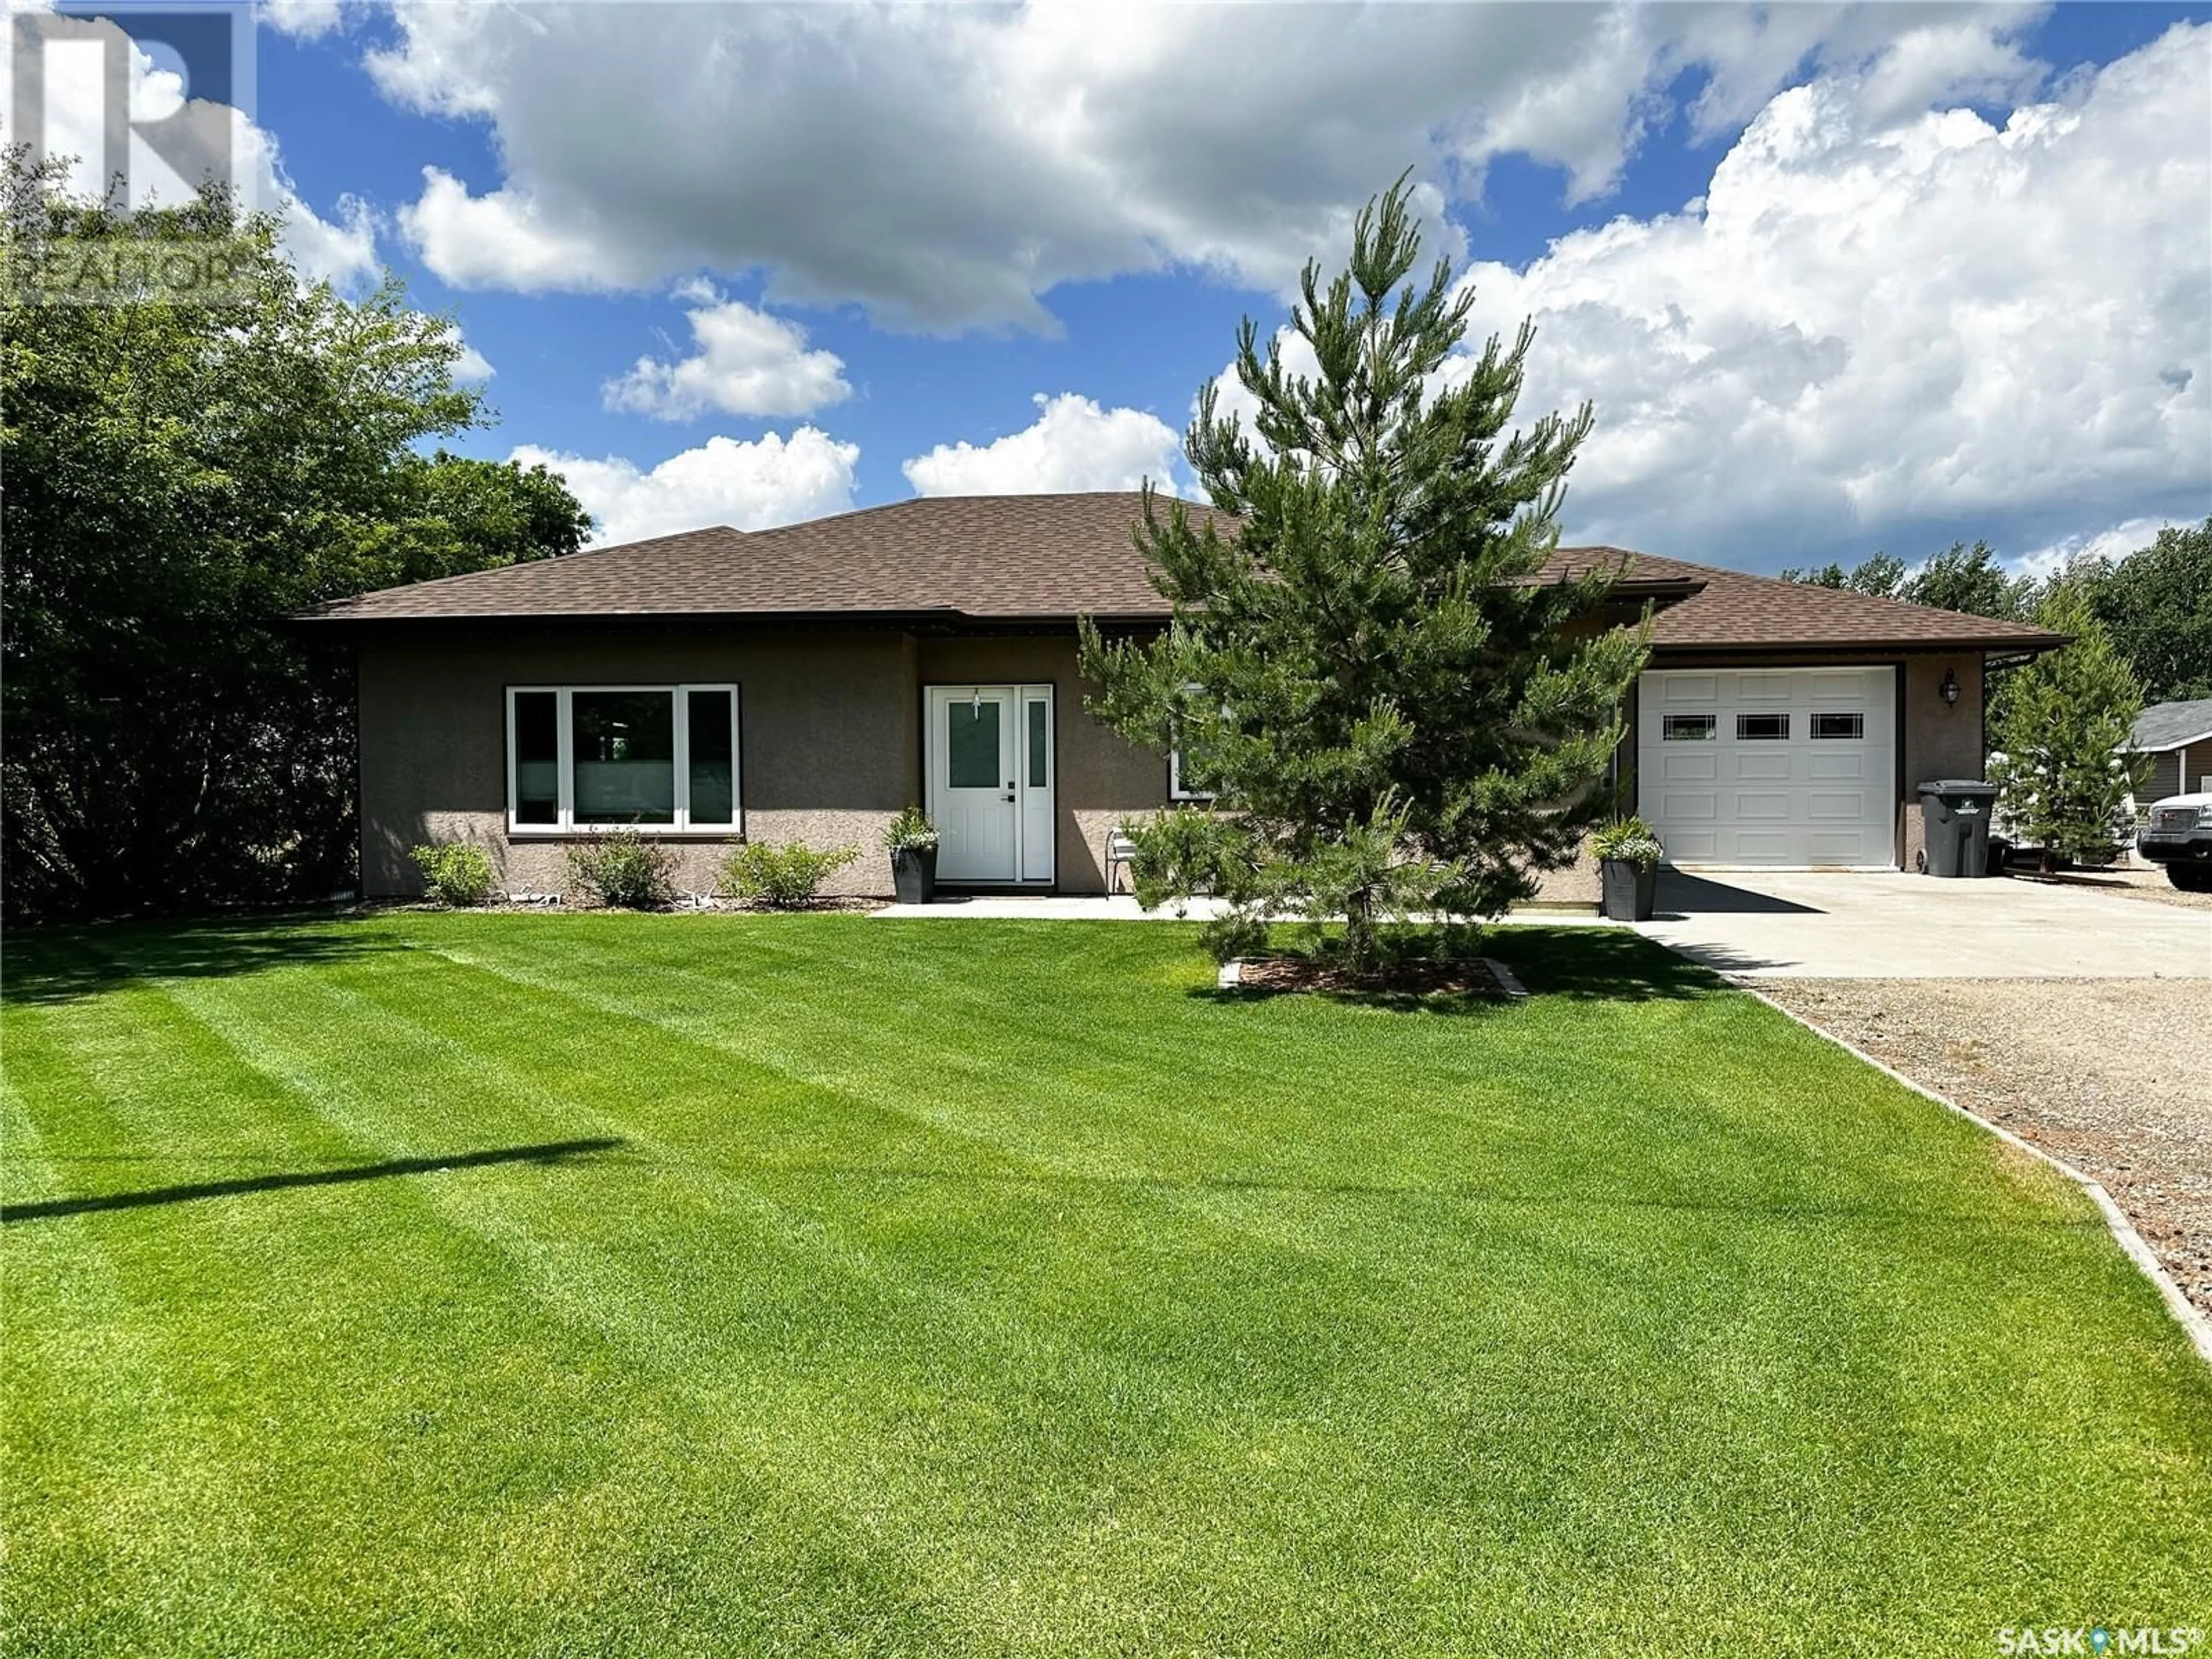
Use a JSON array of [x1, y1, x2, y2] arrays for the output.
[[1228, 955, 1512, 998]]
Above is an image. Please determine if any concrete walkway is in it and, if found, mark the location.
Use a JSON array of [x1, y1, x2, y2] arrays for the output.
[[1637, 869, 2212, 979]]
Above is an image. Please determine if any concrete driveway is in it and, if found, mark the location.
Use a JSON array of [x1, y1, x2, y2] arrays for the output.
[[1638, 869, 2212, 978]]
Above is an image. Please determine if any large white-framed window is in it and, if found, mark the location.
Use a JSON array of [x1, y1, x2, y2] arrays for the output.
[[506, 684, 740, 834]]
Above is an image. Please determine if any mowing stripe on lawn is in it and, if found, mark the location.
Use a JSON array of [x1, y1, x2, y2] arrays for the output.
[[6, 915, 2209, 1655]]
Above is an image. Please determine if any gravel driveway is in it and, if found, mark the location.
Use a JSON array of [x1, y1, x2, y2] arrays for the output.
[[1759, 977, 2212, 1320], [2010, 865, 2212, 914]]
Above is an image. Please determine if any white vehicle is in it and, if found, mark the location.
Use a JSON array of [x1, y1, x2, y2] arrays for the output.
[[2136, 791, 2212, 892]]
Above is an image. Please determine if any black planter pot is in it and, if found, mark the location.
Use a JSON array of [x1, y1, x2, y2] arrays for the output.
[[891, 844, 937, 904], [1599, 858, 1658, 922]]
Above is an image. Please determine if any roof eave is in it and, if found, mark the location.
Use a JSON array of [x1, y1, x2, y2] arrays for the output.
[[2131, 727, 2212, 753], [1651, 632, 2069, 656], [290, 604, 1171, 630]]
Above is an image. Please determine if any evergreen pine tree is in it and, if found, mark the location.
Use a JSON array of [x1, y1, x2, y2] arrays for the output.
[[1079, 179, 1648, 969], [1990, 582, 2149, 871]]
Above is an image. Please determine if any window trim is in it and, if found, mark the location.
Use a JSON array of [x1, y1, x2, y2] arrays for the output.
[[1168, 684, 1220, 801], [1810, 711, 1866, 741], [505, 683, 741, 836], [1661, 713, 1717, 742], [1735, 712, 1791, 741], [1168, 745, 1215, 802]]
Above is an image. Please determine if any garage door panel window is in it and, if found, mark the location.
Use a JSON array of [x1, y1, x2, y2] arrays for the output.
[[1812, 713, 1865, 740], [507, 685, 740, 832], [1663, 714, 1717, 741], [1736, 713, 1790, 740]]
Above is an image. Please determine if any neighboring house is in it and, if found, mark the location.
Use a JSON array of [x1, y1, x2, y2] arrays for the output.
[[303, 493, 2065, 904], [2127, 699, 2212, 806]]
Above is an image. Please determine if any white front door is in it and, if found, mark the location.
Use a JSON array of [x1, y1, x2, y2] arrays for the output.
[[1638, 666, 1897, 867], [927, 685, 1055, 883]]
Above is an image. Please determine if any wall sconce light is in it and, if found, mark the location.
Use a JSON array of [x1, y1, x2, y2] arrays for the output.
[[1940, 667, 1961, 708]]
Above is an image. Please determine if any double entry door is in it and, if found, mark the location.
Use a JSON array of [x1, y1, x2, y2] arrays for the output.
[[925, 684, 1055, 884]]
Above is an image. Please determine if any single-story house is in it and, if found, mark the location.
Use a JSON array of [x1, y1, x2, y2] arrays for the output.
[[2127, 698, 2212, 805], [303, 493, 2065, 905]]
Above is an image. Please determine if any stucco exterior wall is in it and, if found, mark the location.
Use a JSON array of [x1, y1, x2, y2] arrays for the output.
[[358, 627, 924, 899], [1899, 653, 1984, 870], [357, 624, 2002, 906], [355, 624, 1177, 900]]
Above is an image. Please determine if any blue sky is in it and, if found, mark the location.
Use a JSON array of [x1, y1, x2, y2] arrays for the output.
[[51, 2, 2212, 571]]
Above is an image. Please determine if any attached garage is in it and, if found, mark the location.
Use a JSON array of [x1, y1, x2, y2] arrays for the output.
[[1638, 666, 1896, 868]]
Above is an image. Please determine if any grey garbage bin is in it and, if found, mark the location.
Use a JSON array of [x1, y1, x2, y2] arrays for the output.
[[1916, 780, 2001, 877]]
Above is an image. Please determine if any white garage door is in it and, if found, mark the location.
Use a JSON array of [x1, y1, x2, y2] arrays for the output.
[[1638, 668, 1896, 868]]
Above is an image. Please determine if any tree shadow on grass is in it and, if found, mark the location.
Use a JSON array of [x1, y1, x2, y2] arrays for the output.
[[1188, 927, 1728, 1012], [1, 914, 407, 1007], [2, 1138, 625, 1223], [1484, 927, 1736, 1002]]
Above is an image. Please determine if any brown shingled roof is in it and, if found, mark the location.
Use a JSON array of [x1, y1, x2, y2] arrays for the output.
[[1533, 546, 2065, 652], [305, 492, 2066, 654], [306, 494, 1219, 623]]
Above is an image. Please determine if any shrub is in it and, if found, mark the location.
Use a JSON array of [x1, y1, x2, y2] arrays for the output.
[[1116, 808, 1268, 965], [884, 805, 938, 854], [409, 842, 496, 907], [565, 830, 675, 910], [1198, 910, 1271, 967], [1591, 816, 1664, 868], [716, 840, 859, 910]]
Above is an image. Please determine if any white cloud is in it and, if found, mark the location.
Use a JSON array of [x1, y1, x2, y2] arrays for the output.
[[1438, 22, 2211, 567], [903, 393, 1183, 497], [366, 3, 2053, 330], [511, 430, 861, 548], [260, 0, 345, 41], [269, 175, 377, 290], [604, 284, 850, 421], [447, 331, 493, 384], [1850, 14, 2046, 128], [2011, 517, 2179, 583], [398, 166, 651, 293]]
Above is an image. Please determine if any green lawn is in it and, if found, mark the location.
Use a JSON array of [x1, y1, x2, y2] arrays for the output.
[[4, 914, 2208, 1656]]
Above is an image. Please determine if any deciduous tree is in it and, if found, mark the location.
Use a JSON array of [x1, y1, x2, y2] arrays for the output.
[[2077, 518, 2212, 704], [1, 150, 589, 919]]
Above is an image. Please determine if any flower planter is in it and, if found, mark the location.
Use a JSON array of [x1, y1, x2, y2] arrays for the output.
[[890, 844, 937, 904], [1599, 857, 1657, 922]]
